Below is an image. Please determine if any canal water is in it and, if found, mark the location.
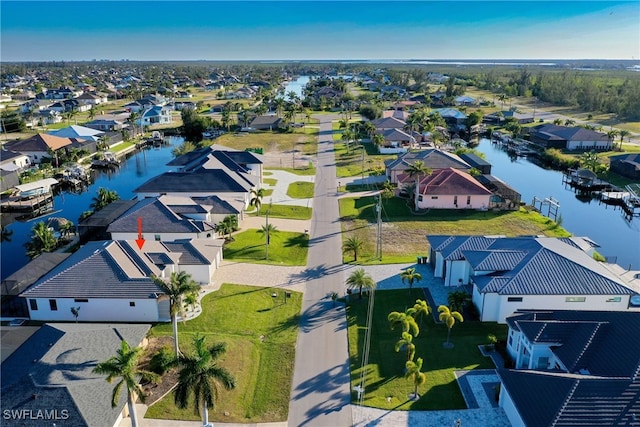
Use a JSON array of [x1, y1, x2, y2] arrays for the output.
[[280, 75, 310, 99], [0, 137, 181, 280], [477, 138, 640, 270]]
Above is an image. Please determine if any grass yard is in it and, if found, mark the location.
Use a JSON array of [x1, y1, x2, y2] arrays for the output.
[[250, 204, 312, 220], [263, 177, 278, 186], [286, 181, 315, 198], [334, 142, 392, 178], [146, 283, 302, 423], [265, 166, 316, 176], [339, 197, 570, 264], [223, 229, 309, 265], [347, 289, 507, 410], [214, 127, 317, 155]]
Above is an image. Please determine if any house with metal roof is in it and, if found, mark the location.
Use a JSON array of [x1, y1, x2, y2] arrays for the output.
[[529, 124, 611, 151], [426, 235, 640, 322], [20, 238, 223, 322], [400, 168, 493, 210], [498, 310, 640, 427], [49, 124, 105, 142], [384, 148, 471, 184], [1, 322, 150, 427], [168, 144, 263, 181], [138, 105, 172, 126]]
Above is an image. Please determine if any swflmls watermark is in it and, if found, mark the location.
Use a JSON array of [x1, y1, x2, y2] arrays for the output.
[[3, 409, 70, 421]]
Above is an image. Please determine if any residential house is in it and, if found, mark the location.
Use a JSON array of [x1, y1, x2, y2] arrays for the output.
[[609, 153, 640, 180], [498, 310, 640, 427], [371, 116, 406, 131], [49, 124, 105, 142], [454, 95, 476, 106], [168, 144, 263, 182], [75, 91, 108, 106], [0, 149, 30, 192], [384, 148, 471, 184], [375, 128, 415, 154], [250, 115, 282, 131], [138, 105, 172, 126], [77, 199, 138, 242], [20, 238, 224, 322], [381, 109, 410, 121], [483, 110, 534, 125], [401, 168, 492, 210], [1, 323, 150, 427], [3, 133, 72, 164], [457, 152, 492, 175], [529, 124, 611, 151], [84, 118, 126, 132], [426, 235, 639, 322], [474, 174, 522, 210], [123, 100, 144, 113], [432, 108, 468, 131]]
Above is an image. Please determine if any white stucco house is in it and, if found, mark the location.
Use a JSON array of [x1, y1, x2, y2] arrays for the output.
[[497, 310, 640, 426], [20, 238, 224, 322], [427, 235, 639, 323]]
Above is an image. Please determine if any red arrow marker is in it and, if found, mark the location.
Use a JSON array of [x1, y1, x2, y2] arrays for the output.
[[135, 216, 145, 249]]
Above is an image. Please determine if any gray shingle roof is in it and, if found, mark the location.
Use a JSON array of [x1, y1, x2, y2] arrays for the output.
[[385, 149, 471, 172], [1, 323, 150, 427], [133, 169, 250, 194]]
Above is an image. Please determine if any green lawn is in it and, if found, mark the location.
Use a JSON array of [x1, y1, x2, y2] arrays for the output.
[[250, 204, 312, 220], [339, 197, 570, 264], [223, 229, 309, 265], [146, 283, 302, 423], [265, 166, 316, 176], [213, 127, 317, 155], [347, 289, 507, 410], [334, 142, 392, 178], [263, 178, 278, 186], [286, 181, 315, 198]]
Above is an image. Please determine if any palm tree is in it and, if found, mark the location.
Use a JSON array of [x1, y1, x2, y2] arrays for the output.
[[447, 290, 470, 313], [90, 187, 119, 211], [152, 271, 200, 357], [218, 215, 237, 240], [497, 94, 508, 109], [438, 305, 464, 348], [564, 119, 576, 127], [388, 307, 420, 336], [258, 223, 278, 260], [580, 151, 601, 172], [404, 160, 432, 210], [362, 121, 376, 140], [93, 340, 159, 427], [250, 188, 266, 213], [174, 334, 236, 426], [395, 331, 416, 362], [70, 306, 80, 322], [25, 221, 58, 259], [400, 267, 422, 296], [553, 118, 563, 125], [342, 235, 364, 262], [59, 221, 75, 239], [405, 357, 426, 400], [346, 268, 376, 300], [618, 129, 631, 149], [372, 133, 385, 149], [412, 299, 431, 328], [606, 129, 619, 150]]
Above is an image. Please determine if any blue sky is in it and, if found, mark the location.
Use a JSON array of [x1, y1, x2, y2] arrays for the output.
[[1, 1, 638, 61]]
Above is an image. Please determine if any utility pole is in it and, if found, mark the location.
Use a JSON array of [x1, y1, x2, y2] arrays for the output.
[[375, 194, 382, 260]]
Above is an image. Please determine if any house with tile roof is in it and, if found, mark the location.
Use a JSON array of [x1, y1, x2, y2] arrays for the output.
[[1, 323, 150, 427], [402, 168, 493, 210], [498, 310, 640, 427], [529, 124, 611, 151], [384, 148, 471, 184], [20, 238, 223, 322], [426, 235, 640, 322], [107, 195, 239, 241], [49, 124, 105, 142], [3, 133, 72, 164]]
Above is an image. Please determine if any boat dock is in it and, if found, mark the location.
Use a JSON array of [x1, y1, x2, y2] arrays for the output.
[[0, 178, 58, 213]]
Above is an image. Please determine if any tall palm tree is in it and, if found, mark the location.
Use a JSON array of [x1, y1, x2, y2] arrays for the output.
[[405, 357, 426, 400], [25, 221, 58, 259], [404, 160, 432, 209], [618, 129, 631, 149], [152, 271, 200, 357], [90, 187, 119, 211], [400, 267, 422, 296], [93, 340, 159, 427], [388, 308, 419, 337], [395, 331, 416, 362], [412, 299, 431, 328], [438, 305, 464, 348], [342, 235, 365, 262], [372, 133, 385, 148], [606, 129, 619, 151], [258, 223, 278, 260], [250, 188, 266, 213], [346, 268, 376, 300], [564, 119, 576, 127], [580, 151, 601, 172], [174, 334, 236, 426]]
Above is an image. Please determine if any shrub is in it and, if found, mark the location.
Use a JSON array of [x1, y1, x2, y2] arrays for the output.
[[148, 345, 175, 375]]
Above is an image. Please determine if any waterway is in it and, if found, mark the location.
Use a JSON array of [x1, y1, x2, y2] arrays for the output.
[[477, 138, 640, 270], [0, 137, 181, 281], [280, 75, 310, 99]]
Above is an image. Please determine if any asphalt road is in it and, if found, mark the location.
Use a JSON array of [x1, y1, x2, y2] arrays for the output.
[[287, 115, 353, 427]]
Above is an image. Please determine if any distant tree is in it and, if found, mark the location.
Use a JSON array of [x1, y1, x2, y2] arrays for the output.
[[438, 305, 464, 348], [388, 308, 419, 337], [405, 357, 426, 400], [346, 268, 376, 300], [399, 267, 422, 296], [250, 188, 266, 213], [25, 221, 58, 259], [395, 331, 416, 362], [412, 299, 431, 328], [343, 235, 365, 262], [258, 223, 278, 260], [90, 187, 119, 211]]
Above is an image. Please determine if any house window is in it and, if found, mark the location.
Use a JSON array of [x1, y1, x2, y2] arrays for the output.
[[507, 297, 523, 302], [129, 301, 136, 307], [453, 196, 458, 205], [606, 297, 621, 302], [509, 336, 513, 345], [418, 195, 423, 202], [155, 235, 161, 241], [566, 297, 586, 302], [49, 299, 57, 311], [431, 196, 438, 200], [74, 298, 89, 303], [29, 299, 38, 311], [466, 196, 471, 205]]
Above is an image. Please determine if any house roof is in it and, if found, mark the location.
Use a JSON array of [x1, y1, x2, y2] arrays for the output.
[[499, 310, 640, 426], [133, 169, 250, 194], [0, 149, 29, 164], [414, 168, 493, 196], [166, 146, 212, 167], [1, 323, 150, 427], [427, 235, 635, 296], [530, 124, 608, 142], [378, 128, 415, 142], [433, 108, 467, 119], [457, 152, 491, 168], [77, 200, 138, 228], [4, 133, 72, 152], [250, 115, 282, 127], [49, 125, 104, 140], [371, 116, 406, 129], [107, 197, 215, 234], [385, 148, 471, 172], [190, 195, 241, 215], [1, 253, 71, 296]]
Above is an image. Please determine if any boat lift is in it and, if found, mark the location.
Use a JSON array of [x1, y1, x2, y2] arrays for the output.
[[532, 196, 560, 222]]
